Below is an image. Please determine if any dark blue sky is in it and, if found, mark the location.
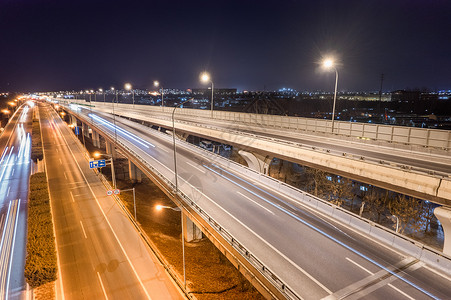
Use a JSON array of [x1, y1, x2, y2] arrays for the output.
[[1, 0, 450, 92]]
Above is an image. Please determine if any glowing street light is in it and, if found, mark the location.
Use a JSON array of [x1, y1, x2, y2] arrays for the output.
[[99, 88, 105, 103], [93, 152, 116, 190], [124, 83, 135, 107], [154, 80, 164, 108], [322, 58, 339, 133], [200, 72, 214, 116]]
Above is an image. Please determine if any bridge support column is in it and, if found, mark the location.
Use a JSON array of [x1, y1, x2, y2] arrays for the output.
[[92, 130, 101, 148], [82, 122, 90, 138], [70, 114, 77, 126], [128, 160, 142, 183], [238, 150, 272, 175], [434, 207, 451, 256], [182, 212, 202, 242], [105, 140, 116, 159]]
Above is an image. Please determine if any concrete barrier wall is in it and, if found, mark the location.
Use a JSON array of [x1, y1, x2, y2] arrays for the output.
[[57, 99, 451, 150]]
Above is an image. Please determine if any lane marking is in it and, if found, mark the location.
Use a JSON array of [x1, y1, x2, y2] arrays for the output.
[[236, 191, 274, 215], [64, 172, 68, 180], [345, 257, 415, 300], [79, 221, 88, 239], [204, 164, 439, 299], [97, 272, 109, 300], [7, 187, 10, 197], [59, 158, 63, 165], [70, 191, 75, 203], [53, 112, 152, 300], [6, 199, 20, 298], [177, 174, 332, 294], [186, 162, 206, 174]]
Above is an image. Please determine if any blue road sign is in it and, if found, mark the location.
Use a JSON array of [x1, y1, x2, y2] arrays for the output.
[[89, 159, 106, 169], [74, 126, 79, 135]]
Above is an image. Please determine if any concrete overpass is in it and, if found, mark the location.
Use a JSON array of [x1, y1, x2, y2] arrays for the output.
[[49, 99, 451, 300], [56, 99, 451, 207]]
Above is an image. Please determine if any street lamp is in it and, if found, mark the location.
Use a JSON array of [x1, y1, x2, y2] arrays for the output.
[[322, 58, 339, 133], [99, 88, 105, 103], [200, 72, 214, 117], [94, 152, 116, 190], [2, 109, 10, 118], [110, 87, 118, 147], [155, 204, 185, 289], [154, 81, 164, 108], [124, 83, 134, 107]]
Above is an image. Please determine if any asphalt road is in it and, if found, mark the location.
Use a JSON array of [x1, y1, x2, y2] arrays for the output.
[[39, 103, 183, 300], [0, 104, 33, 299], [75, 106, 451, 300]]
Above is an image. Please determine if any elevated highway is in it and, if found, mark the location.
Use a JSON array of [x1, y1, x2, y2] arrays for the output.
[[53, 100, 451, 299], [57, 99, 451, 206]]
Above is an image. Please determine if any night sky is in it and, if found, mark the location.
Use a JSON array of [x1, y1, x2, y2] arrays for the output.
[[1, 0, 450, 92]]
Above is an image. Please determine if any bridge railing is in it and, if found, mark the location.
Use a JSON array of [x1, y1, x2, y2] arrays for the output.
[[56, 98, 451, 150]]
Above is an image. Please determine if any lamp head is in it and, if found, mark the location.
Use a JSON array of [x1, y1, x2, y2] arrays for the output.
[[153, 81, 159, 87], [124, 83, 132, 90], [200, 72, 211, 83]]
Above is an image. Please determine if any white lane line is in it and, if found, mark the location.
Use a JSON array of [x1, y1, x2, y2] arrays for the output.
[[159, 147, 169, 153], [177, 175, 332, 295], [59, 158, 63, 165], [56, 148, 59, 152], [79, 221, 88, 239], [237, 191, 274, 215], [7, 187, 10, 197], [64, 172, 68, 180], [54, 117, 152, 300], [96, 272, 109, 300], [11, 169, 14, 177], [345, 257, 415, 300], [6, 199, 20, 298], [70, 191, 75, 202], [186, 162, 206, 174]]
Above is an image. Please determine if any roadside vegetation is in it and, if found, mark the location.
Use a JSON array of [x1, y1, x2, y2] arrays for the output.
[[31, 118, 43, 161], [25, 172, 57, 288]]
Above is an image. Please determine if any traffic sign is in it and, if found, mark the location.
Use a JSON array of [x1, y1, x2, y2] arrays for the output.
[[107, 190, 113, 196], [113, 189, 120, 195], [89, 159, 106, 169]]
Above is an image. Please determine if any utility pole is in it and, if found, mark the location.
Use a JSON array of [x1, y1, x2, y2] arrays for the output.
[[378, 73, 384, 118]]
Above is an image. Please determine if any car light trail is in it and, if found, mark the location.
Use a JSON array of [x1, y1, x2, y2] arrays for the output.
[[88, 113, 155, 148]]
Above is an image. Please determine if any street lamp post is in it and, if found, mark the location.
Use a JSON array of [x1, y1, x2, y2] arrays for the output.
[[172, 98, 193, 192], [322, 59, 339, 133], [111, 87, 118, 144], [155, 204, 185, 289], [200, 72, 214, 117], [154, 81, 164, 108], [99, 88, 105, 103], [125, 83, 134, 107]]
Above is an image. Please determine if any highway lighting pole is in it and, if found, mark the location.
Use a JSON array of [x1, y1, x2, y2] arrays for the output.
[[154, 81, 164, 108], [172, 98, 193, 192], [124, 83, 134, 107], [111, 87, 118, 144], [155, 204, 185, 289], [322, 59, 339, 133], [99, 88, 105, 103], [123, 188, 137, 220], [200, 72, 214, 117]]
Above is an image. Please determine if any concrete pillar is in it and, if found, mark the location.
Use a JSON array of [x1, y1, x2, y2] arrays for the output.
[[105, 140, 117, 159], [128, 160, 142, 183], [238, 150, 272, 175], [82, 122, 90, 138], [434, 206, 451, 256], [92, 130, 101, 148], [182, 212, 202, 242], [70, 114, 77, 126]]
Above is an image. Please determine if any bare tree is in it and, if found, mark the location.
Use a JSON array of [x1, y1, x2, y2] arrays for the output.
[[304, 167, 328, 197], [328, 176, 354, 207], [389, 195, 420, 234]]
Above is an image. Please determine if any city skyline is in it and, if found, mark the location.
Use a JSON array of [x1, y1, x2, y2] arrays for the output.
[[1, 0, 450, 92]]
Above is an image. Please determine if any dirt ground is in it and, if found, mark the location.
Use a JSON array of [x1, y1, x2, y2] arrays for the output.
[[78, 132, 263, 299]]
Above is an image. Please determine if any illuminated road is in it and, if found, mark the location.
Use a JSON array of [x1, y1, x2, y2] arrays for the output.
[[70, 106, 451, 299], [0, 104, 32, 299], [39, 104, 183, 300]]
